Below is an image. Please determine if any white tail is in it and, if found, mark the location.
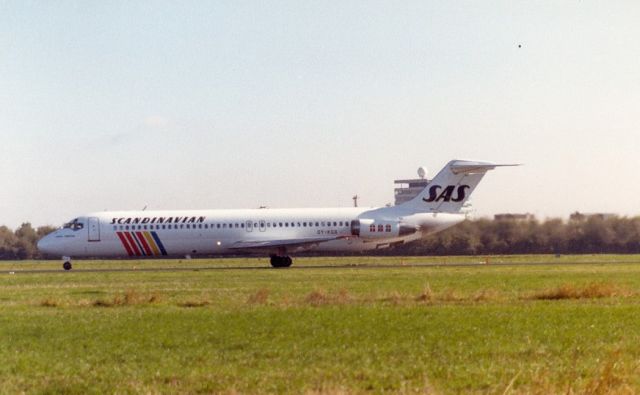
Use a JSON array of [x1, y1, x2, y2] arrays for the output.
[[400, 160, 517, 213]]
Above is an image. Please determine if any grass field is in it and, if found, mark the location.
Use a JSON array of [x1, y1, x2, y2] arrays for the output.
[[2, 255, 640, 394]]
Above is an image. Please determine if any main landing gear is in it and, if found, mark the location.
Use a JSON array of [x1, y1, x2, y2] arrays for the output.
[[270, 255, 292, 268], [62, 256, 72, 271]]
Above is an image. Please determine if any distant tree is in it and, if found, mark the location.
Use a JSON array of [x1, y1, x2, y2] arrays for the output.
[[0, 226, 20, 259], [14, 223, 38, 259], [36, 225, 57, 238]]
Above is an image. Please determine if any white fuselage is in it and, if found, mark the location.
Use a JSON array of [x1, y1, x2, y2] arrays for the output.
[[37, 206, 465, 258], [38, 159, 512, 263]]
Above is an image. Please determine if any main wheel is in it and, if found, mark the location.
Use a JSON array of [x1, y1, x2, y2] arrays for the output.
[[270, 256, 292, 268], [63, 261, 72, 271]]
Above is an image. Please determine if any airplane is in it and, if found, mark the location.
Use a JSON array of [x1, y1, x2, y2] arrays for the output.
[[37, 159, 516, 270]]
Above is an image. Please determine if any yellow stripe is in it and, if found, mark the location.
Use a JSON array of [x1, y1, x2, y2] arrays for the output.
[[143, 232, 161, 256]]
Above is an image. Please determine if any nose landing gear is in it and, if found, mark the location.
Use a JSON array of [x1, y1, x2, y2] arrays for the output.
[[62, 256, 72, 271]]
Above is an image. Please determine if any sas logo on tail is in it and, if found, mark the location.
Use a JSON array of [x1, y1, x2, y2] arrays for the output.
[[423, 185, 470, 203]]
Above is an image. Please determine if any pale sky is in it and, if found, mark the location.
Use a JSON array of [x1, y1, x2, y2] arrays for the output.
[[1, 1, 639, 229]]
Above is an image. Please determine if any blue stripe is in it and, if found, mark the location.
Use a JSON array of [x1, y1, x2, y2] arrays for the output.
[[151, 231, 168, 255], [131, 232, 146, 256]]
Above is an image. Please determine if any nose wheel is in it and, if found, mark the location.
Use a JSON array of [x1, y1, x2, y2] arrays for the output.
[[62, 260, 72, 271]]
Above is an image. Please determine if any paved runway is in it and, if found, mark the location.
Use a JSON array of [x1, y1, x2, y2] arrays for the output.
[[0, 260, 628, 275]]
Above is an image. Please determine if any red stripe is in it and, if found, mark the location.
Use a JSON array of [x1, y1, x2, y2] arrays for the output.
[[135, 232, 153, 256], [124, 232, 142, 256], [116, 232, 134, 256]]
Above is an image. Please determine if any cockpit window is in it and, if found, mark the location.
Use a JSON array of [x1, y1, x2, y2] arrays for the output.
[[63, 218, 84, 231]]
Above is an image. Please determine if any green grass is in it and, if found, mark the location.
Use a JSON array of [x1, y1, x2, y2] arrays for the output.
[[2, 255, 640, 393]]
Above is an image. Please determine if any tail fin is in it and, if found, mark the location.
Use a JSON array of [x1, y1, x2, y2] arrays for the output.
[[400, 160, 517, 213]]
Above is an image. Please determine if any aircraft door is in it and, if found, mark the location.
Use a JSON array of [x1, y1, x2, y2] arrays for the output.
[[88, 217, 100, 242], [259, 220, 266, 232], [245, 220, 253, 232]]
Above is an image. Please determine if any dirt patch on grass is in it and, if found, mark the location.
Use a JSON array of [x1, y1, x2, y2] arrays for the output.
[[527, 283, 632, 301], [415, 284, 434, 303], [305, 289, 329, 306], [177, 298, 210, 308], [438, 288, 463, 302], [40, 298, 60, 307], [92, 289, 163, 307], [335, 288, 351, 304], [383, 291, 405, 305], [247, 288, 270, 305], [472, 288, 500, 302], [303, 288, 352, 306]]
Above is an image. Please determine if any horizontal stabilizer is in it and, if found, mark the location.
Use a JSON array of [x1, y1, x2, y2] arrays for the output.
[[450, 160, 520, 175]]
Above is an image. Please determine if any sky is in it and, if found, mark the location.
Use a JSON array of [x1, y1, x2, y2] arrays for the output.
[[1, 1, 639, 229]]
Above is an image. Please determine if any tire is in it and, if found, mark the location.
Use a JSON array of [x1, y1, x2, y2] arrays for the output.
[[270, 256, 280, 268], [270, 256, 292, 268], [63, 261, 72, 271]]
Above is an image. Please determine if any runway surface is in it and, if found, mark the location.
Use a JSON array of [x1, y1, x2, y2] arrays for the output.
[[0, 260, 632, 274]]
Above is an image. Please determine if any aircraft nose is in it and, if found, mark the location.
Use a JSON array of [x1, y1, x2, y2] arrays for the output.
[[37, 234, 57, 255]]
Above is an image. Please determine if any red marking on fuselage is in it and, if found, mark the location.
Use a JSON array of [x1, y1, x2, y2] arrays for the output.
[[116, 232, 134, 256], [124, 232, 142, 256]]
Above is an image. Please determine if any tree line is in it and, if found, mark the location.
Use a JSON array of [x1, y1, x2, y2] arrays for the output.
[[388, 215, 640, 255], [0, 224, 56, 260], [3, 215, 640, 260]]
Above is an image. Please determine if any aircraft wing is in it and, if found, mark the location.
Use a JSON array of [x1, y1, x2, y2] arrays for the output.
[[229, 236, 344, 252]]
